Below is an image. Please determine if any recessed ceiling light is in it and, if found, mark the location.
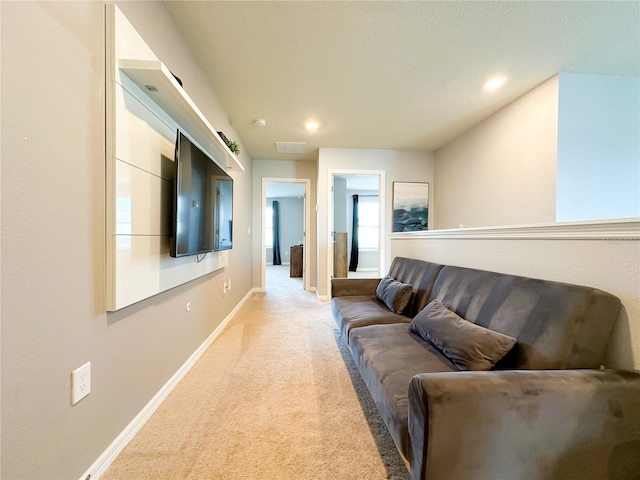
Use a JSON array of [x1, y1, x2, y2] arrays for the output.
[[483, 75, 507, 91], [305, 120, 319, 132]]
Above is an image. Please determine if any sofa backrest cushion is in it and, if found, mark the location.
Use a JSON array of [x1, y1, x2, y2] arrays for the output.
[[387, 257, 445, 317], [429, 266, 621, 370]]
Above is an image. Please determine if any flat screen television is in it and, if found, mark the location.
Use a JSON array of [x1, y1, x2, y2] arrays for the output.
[[170, 130, 233, 257]]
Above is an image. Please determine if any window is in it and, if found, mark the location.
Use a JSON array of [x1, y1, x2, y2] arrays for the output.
[[358, 197, 379, 249], [265, 206, 273, 247]]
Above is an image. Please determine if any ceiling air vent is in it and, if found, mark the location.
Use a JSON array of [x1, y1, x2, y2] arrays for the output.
[[275, 142, 306, 154]]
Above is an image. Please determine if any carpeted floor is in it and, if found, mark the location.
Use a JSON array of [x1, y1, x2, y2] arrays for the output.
[[103, 266, 409, 480]]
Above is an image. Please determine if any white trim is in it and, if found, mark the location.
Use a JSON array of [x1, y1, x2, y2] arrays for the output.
[[80, 288, 256, 480], [390, 218, 640, 241], [316, 293, 330, 302]]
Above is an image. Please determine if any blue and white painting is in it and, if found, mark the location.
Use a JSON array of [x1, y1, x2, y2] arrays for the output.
[[392, 182, 429, 232]]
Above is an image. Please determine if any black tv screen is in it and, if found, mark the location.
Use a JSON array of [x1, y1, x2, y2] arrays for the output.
[[170, 130, 233, 257]]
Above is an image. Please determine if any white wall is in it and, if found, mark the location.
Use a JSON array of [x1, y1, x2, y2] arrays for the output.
[[1, 2, 252, 478], [556, 73, 640, 221], [252, 160, 317, 289], [317, 148, 435, 298], [434, 76, 558, 229], [390, 221, 640, 370]]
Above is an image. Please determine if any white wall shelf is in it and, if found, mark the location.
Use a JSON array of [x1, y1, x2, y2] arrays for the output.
[[119, 59, 244, 171]]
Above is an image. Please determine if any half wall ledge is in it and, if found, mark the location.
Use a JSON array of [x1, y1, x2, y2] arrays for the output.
[[389, 218, 640, 241]]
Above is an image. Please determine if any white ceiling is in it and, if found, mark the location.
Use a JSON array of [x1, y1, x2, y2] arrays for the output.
[[164, 1, 639, 162]]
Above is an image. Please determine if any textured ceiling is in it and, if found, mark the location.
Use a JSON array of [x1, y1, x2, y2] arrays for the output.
[[164, 1, 639, 162]]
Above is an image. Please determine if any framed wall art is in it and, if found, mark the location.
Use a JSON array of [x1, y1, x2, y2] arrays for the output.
[[392, 182, 429, 232]]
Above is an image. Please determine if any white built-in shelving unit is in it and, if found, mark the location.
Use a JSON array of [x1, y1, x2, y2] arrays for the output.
[[106, 5, 235, 311]]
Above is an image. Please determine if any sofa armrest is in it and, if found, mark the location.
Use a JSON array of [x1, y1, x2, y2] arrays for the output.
[[408, 369, 640, 480], [331, 278, 381, 298]]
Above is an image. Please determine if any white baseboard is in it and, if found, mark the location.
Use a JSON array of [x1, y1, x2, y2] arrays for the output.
[[316, 292, 330, 302], [81, 288, 255, 480]]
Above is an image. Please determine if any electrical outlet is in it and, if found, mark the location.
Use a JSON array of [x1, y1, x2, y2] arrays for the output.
[[228, 278, 231, 290], [71, 362, 91, 405], [223, 282, 228, 293]]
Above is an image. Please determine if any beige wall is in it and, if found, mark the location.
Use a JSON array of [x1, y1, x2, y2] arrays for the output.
[[390, 225, 640, 370], [434, 76, 558, 229], [252, 160, 318, 289], [317, 148, 435, 298], [1, 2, 252, 478]]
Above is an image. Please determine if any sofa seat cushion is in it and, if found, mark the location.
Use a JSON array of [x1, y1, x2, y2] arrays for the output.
[[331, 296, 409, 340], [348, 323, 457, 460]]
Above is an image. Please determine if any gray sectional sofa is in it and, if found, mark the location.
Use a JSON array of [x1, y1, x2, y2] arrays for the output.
[[331, 257, 640, 480]]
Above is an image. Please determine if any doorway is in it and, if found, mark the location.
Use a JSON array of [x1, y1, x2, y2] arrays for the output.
[[329, 171, 385, 293], [261, 178, 311, 291]]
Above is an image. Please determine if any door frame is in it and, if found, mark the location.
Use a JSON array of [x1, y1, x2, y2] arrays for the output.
[[261, 177, 312, 291], [327, 169, 386, 297]]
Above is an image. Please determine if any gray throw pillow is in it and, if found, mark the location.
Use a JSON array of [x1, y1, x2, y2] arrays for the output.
[[376, 276, 413, 314], [409, 299, 517, 371]]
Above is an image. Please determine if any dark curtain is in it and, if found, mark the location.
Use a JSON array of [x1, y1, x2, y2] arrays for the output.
[[272, 200, 282, 265], [349, 194, 359, 272]]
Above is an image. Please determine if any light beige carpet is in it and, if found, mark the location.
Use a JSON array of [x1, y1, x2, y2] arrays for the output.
[[103, 266, 408, 480]]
